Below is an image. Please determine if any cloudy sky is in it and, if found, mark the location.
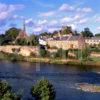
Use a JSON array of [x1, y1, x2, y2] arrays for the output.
[[0, 0, 100, 34]]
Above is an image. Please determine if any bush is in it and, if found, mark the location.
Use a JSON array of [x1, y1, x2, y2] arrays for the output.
[[0, 80, 21, 100], [0, 51, 24, 61], [15, 38, 28, 45], [53, 48, 68, 59], [31, 78, 55, 100], [39, 49, 48, 57], [30, 52, 37, 57]]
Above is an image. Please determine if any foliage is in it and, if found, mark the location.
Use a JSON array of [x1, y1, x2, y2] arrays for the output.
[[29, 35, 39, 46], [0, 80, 21, 100], [31, 78, 55, 100], [30, 52, 37, 57], [15, 38, 28, 45], [81, 46, 91, 60], [53, 48, 68, 59], [0, 51, 24, 61], [95, 33, 100, 37], [61, 26, 73, 35], [81, 27, 93, 37], [39, 49, 48, 57], [0, 27, 20, 45]]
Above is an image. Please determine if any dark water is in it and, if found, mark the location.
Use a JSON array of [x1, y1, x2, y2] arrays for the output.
[[0, 61, 100, 100]]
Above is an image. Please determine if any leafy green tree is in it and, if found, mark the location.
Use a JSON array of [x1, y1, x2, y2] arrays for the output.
[[61, 26, 73, 35], [15, 38, 28, 45], [95, 33, 100, 37], [31, 79, 55, 100], [39, 49, 47, 57], [39, 32, 49, 37], [81, 28, 93, 37], [0, 34, 5, 45], [0, 80, 21, 100], [81, 46, 91, 60], [29, 34, 39, 46], [5, 27, 20, 42], [53, 48, 68, 59], [0, 27, 20, 45]]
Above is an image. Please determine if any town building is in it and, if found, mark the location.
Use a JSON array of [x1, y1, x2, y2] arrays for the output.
[[85, 37, 100, 46], [46, 35, 85, 50]]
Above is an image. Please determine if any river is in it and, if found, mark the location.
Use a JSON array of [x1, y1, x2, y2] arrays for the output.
[[0, 61, 100, 100]]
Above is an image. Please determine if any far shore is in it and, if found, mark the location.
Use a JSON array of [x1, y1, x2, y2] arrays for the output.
[[25, 57, 100, 67]]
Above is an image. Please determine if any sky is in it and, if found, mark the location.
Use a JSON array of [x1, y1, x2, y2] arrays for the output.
[[0, 0, 100, 35]]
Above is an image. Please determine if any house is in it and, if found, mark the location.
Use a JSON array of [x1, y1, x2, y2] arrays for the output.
[[85, 37, 100, 46], [42, 35, 85, 50]]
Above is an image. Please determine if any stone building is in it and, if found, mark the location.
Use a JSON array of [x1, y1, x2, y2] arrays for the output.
[[43, 35, 85, 50]]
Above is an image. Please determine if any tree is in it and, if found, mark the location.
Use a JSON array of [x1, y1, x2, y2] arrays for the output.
[[39, 32, 49, 37], [81, 28, 93, 37], [5, 27, 20, 42], [31, 78, 55, 100], [15, 38, 28, 45], [61, 26, 73, 35], [95, 33, 100, 37], [53, 48, 68, 59], [0, 27, 20, 45], [81, 46, 91, 60], [0, 80, 21, 100], [0, 34, 5, 45], [39, 48, 47, 57], [29, 34, 39, 46]]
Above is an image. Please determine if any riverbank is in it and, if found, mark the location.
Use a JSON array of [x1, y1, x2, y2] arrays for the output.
[[0, 51, 100, 67], [25, 57, 100, 67]]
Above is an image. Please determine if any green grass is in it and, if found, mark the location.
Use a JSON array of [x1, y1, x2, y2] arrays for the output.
[[91, 57, 100, 62]]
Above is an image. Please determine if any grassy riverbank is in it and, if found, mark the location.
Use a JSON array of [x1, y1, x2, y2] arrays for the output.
[[26, 57, 100, 67], [0, 51, 100, 67]]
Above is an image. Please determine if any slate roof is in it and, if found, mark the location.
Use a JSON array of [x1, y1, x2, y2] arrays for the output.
[[68, 36, 80, 41]]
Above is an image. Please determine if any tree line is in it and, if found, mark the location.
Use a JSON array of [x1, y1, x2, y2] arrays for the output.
[[0, 26, 100, 46]]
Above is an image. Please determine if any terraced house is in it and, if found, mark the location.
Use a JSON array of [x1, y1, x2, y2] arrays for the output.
[[40, 34, 100, 50]]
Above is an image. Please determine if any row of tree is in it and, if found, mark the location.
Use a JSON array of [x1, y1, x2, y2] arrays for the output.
[[0, 26, 100, 46]]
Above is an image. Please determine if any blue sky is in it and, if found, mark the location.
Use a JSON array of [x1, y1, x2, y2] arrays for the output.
[[0, 0, 100, 35]]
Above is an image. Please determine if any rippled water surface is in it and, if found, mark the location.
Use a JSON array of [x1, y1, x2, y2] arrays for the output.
[[0, 61, 100, 100]]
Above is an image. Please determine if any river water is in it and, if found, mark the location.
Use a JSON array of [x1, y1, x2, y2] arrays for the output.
[[0, 61, 100, 100]]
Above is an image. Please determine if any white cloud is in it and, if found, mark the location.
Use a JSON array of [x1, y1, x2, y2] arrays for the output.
[[59, 4, 74, 11], [77, 7, 92, 13], [25, 18, 34, 27], [82, 7, 92, 13], [48, 20, 58, 26], [78, 18, 88, 24], [0, 3, 24, 20], [60, 17, 73, 23], [25, 18, 33, 24], [97, 26, 100, 30], [37, 19, 47, 25], [33, 26, 44, 32], [48, 27, 60, 33], [39, 11, 55, 17], [68, 24, 76, 30]]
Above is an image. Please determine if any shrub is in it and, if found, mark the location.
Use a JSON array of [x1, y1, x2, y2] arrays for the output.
[[30, 52, 37, 57], [31, 78, 55, 100], [53, 48, 68, 59], [0, 80, 21, 100], [39, 49, 47, 57]]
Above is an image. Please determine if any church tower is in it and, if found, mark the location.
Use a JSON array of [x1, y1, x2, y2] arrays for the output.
[[16, 19, 28, 40]]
